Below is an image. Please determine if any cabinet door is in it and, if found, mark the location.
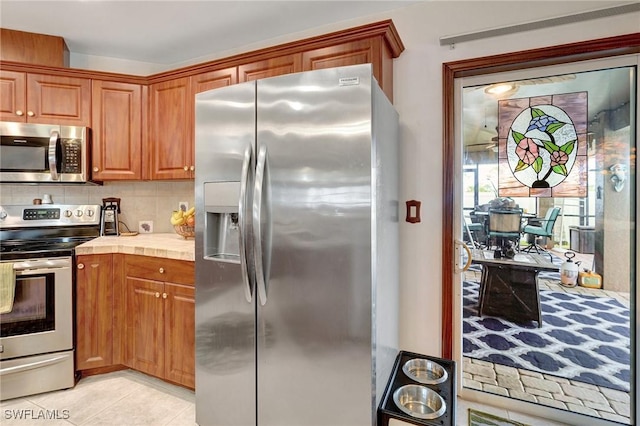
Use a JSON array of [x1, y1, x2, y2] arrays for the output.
[[148, 77, 193, 179], [26, 73, 91, 125], [75, 254, 113, 370], [92, 81, 142, 180], [126, 277, 164, 377], [302, 38, 395, 102], [238, 54, 302, 82], [0, 70, 26, 122], [302, 39, 374, 71], [164, 282, 195, 388], [192, 67, 237, 94]]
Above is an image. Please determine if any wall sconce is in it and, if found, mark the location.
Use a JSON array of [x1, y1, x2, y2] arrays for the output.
[[609, 163, 626, 192]]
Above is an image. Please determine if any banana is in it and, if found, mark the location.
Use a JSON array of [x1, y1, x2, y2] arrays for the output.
[[170, 210, 186, 225], [185, 206, 195, 217]]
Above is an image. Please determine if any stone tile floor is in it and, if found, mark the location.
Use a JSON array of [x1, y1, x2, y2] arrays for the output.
[[1, 369, 569, 426], [462, 268, 631, 424]]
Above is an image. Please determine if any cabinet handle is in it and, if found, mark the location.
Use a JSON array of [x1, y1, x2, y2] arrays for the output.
[[190, 166, 195, 171], [159, 267, 165, 274], [93, 167, 99, 172], [77, 263, 84, 269], [162, 293, 167, 299], [15, 110, 24, 116], [27, 111, 35, 117], [183, 166, 188, 171], [155, 292, 160, 298]]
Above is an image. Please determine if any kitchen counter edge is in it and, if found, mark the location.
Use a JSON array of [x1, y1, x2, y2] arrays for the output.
[[76, 233, 195, 262]]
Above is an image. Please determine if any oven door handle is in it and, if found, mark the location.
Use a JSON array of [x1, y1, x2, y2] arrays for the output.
[[0, 353, 70, 376], [12, 258, 71, 272], [48, 130, 60, 181]]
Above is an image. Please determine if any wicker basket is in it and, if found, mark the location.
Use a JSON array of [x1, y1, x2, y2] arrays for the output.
[[174, 225, 195, 239]]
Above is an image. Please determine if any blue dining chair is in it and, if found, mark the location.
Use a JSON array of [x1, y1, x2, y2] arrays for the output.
[[521, 207, 561, 253]]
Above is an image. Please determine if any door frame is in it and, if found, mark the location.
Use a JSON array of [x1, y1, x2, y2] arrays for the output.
[[441, 33, 640, 359]]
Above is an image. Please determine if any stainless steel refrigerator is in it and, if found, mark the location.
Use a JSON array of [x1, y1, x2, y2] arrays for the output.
[[194, 64, 399, 426]]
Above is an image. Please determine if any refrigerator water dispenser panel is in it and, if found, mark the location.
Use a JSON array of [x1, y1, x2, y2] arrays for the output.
[[203, 182, 241, 262]]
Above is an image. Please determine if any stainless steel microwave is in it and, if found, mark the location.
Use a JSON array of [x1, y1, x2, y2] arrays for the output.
[[0, 122, 92, 184]]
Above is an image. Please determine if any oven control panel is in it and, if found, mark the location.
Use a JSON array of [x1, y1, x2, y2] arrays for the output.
[[0, 204, 101, 228], [24, 208, 61, 220]]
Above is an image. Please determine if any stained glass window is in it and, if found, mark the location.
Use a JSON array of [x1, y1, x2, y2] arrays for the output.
[[498, 92, 588, 197]]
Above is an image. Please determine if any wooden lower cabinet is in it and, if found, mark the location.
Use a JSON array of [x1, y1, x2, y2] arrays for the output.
[[75, 253, 195, 389], [75, 254, 114, 370], [124, 255, 195, 388], [163, 283, 196, 387]]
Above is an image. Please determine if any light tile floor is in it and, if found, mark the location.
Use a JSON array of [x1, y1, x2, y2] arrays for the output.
[[0, 369, 568, 426], [0, 370, 195, 426]]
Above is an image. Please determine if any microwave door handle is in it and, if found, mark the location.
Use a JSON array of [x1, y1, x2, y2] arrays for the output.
[[48, 130, 60, 181]]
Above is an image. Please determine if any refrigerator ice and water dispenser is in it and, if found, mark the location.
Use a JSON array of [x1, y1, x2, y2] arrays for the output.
[[203, 181, 241, 262]]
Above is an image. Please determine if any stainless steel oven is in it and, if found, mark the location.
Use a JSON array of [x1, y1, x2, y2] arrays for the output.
[[0, 204, 100, 400]]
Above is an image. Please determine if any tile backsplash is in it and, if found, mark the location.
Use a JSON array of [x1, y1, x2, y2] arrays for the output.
[[0, 181, 194, 233]]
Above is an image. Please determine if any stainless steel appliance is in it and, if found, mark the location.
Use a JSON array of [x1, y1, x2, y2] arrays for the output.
[[0, 122, 92, 184], [195, 64, 399, 425], [0, 204, 101, 400]]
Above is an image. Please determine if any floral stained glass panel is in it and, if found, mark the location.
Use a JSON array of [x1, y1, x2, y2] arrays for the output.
[[497, 92, 588, 197]]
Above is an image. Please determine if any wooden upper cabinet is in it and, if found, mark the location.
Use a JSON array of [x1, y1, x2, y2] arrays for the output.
[[0, 71, 26, 121], [239, 54, 302, 82], [192, 67, 237, 94], [302, 39, 374, 70], [92, 81, 143, 180], [0, 20, 403, 179], [148, 77, 193, 180], [0, 71, 91, 125], [302, 38, 396, 102]]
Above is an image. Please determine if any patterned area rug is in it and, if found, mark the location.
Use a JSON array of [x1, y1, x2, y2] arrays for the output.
[[463, 280, 630, 392]]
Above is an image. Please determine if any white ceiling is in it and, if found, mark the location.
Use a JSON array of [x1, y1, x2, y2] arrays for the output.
[[0, 1, 416, 66]]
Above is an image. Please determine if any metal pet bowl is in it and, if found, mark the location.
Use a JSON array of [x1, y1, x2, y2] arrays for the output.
[[393, 384, 446, 420], [402, 358, 448, 385]]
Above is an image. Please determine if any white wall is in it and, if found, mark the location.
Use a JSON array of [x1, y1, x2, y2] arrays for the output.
[[56, 1, 640, 356]]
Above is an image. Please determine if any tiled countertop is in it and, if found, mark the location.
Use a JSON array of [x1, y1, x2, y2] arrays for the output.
[[76, 233, 195, 261]]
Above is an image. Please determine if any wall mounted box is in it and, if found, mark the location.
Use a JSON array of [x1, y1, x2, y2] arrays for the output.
[[1, 28, 69, 67]]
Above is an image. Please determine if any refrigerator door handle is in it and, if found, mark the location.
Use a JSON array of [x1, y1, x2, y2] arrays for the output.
[[253, 144, 269, 306], [239, 145, 253, 303]]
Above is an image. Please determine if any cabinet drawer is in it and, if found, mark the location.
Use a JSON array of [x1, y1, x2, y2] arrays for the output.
[[124, 255, 194, 285]]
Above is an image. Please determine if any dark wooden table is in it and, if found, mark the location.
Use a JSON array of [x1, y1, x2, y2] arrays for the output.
[[471, 249, 559, 327]]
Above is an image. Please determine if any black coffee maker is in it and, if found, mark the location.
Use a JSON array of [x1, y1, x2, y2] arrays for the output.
[[100, 197, 121, 236]]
